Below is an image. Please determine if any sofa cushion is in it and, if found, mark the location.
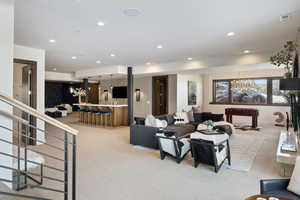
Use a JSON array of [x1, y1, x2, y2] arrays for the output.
[[57, 106, 67, 111], [193, 113, 203, 123], [134, 117, 145, 125], [145, 115, 156, 127], [210, 114, 224, 122], [288, 156, 300, 195], [192, 106, 202, 113], [156, 115, 174, 125], [174, 112, 189, 124], [201, 112, 213, 122], [187, 110, 194, 122], [165, 124, 195, 137], [194, 112, 212, 123]]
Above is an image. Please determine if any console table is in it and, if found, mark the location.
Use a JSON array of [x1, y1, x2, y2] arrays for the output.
[[225, 108, 259, 130], [276, 130, 298, 176]]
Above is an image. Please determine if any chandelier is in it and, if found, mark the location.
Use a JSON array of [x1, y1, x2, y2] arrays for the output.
[[231, 79, 256, 91]]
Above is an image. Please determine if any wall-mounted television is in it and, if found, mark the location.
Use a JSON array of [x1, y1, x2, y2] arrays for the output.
[[112, 86, 127, 98]]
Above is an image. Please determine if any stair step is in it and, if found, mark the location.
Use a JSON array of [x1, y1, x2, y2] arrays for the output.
[[0, 191, 52, 200]]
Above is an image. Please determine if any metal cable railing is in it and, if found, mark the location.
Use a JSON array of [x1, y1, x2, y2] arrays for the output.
[[0, 93, 77, 200]]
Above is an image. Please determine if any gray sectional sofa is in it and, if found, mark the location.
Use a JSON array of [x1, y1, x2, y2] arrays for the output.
[[130, 112, 226, 149]]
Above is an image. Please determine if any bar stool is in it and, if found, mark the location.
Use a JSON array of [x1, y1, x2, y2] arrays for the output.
[[78, 106, 89, 123], [95, 107, 105, 126], [103, 109, 113, 127], [87, 106, 98, 125]]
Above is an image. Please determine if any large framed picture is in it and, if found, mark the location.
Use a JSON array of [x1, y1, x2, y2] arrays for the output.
[[188, 81, 197, 105]]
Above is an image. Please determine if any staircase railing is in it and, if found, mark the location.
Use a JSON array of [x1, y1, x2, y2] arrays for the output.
[[0, 92, 78, 200]]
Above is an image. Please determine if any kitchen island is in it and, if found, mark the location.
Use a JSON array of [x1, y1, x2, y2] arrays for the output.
[[74, 104, 128, 126]]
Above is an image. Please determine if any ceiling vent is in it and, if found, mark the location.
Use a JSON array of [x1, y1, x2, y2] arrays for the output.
[[280, 14, 291, 22], [123, 8, 141, 17]]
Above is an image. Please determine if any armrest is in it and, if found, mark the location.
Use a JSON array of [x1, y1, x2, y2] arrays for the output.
[[214, 138, 229, 146], [130, 124, 160, 149], [260, 179, 290, 194], [177, 132, 192, 140]]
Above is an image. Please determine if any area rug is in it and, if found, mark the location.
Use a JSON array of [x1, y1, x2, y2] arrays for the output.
[[223, 133, 264, 172]]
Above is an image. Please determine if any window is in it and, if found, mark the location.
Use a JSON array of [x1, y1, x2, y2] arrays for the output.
[[232, 79, 267, 104], [212, 77, 288, 106], [272, 79, 288, 104]]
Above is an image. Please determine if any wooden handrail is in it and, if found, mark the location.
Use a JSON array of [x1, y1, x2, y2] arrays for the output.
[[0, 92, 78, 135]]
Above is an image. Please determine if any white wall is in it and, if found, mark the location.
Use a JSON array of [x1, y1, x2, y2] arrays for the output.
[[14, 45, 46, 142], [176, 72, 203, 112], [0, 0, 14, 188], [202, 68, 290, 126], [46, 71, 81, 82]]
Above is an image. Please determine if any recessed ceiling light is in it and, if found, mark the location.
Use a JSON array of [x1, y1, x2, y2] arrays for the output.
[[227, 32, 235, 37], [110, 54, 116, 57], [187, 57, 193, 61], [71, 56, 77, 60], [97, 21, 105, 26], [49, 39, 56, 43], [96, 60, 101, 64], [157, 45, 163, 49], [243, 50, 251, 54], [53, 68, 57, 71]]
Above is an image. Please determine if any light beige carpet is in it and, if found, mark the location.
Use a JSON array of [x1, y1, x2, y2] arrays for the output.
[[224, 133, 265, 171], [0, 114, 284, 200]]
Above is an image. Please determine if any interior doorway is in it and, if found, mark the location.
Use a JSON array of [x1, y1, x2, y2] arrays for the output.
[[13, 59, 37, 145], [152, 76, 168, 116]]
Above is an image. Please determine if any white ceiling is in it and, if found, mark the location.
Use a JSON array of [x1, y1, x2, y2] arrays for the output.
[[14, 0, 300, 73]]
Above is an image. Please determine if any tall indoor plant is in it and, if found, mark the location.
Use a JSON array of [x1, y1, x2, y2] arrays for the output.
[[270, 41, 298, 78]]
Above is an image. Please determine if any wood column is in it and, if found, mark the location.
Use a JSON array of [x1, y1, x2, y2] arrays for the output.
[[127, 67, 134, 125]]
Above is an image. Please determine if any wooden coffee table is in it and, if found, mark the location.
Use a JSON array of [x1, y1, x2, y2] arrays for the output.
[[245, 194, 290, 200]]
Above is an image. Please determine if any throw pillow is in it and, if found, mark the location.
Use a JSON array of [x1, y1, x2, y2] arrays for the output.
[[134, 117, 145, 125], [192, 106, 202, 113], [155, 119, 168, 128], [187, 110, 194, 122], [156, 115, 174, 125], [287, 156, 300, 195], [193, 113, 203, 123], [201, 112, 213, 122], [175, 112, 189, 124], [145, 115, 156, 127], [174, 116, 185, 124], [210, 114, 224, 122]]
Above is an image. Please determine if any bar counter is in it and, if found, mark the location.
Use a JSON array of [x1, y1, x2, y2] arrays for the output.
[[74, 104, 128, 126]]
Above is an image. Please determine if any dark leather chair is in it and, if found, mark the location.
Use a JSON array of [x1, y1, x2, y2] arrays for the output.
[[260, 179, 300, 200]]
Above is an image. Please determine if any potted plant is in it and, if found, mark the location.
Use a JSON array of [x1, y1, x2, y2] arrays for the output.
[[283, 91, 297, 105], [72, 88, 87, 104], [270, 41, 298, 78], [203, 120, 214, 131]]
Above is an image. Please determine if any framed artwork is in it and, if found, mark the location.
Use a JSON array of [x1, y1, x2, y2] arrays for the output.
[[188, 81, 197, 105]]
